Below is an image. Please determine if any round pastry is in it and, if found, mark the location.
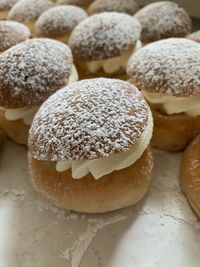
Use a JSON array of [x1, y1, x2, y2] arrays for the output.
[[0, 0, 20, 19], [7, 0, 54, 34], [134, 1, 191, 44], [69, 12, 141, 79], [187, 31, 200, 43], [28, 78, 154, 213], [0, 38, 78, 145], [181, 135, 200, 217], [88, 0, 138, 15], [35, 6, 87, 43], [0, 21, 30, 53], [57, 0, 93, 9], [127, 38, 200, 152]]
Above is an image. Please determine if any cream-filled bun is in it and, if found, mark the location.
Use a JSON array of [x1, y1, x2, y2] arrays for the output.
[[35, 6, 87, 43], [7, 0, 54, 34], [57, 0, 93, 9], [28, 78, 154, 213], [181, 135, 200, 218], [0, 0, 20, 19], [188, 31, 200, 43], [69, 12, 141, 79], [0, 38, 78, 145], [134, 1, 191, 44], [127, 38, 200, 152], [88, 0, 138, 15], [0, 21, 30, 53]]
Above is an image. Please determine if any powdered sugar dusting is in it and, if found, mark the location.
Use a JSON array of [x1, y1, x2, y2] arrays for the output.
[[57, 0, 93, 8], [8, 0, 54, 23], [134, 1, 191, 43], [188, 30, 200, 43], [0, 21, 30, 52], [88, 0, 138, 15], [29, 78, 149, 161], [35, 5, 87, 38], [0, 0, 19, 11], [0, 38, 73, 108], [69, 12, 141, 60], [127, 38, 200, 97]]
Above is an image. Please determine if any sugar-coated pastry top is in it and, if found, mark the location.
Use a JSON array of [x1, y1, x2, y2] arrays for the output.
[[0, 38, 73, 108], [0, 21, 30, 52], [35, 6, 87, 38], [188, 31, 200, 43], [57, 0, 93, 8], [8, 0, 54, 23], [0, 0, 19, 11], [134, 1, 191, 43], [29, 78, 149, 161], [127, 38, 200, 97], [69, 12, 141, 61], [88, 0, 138, 15]]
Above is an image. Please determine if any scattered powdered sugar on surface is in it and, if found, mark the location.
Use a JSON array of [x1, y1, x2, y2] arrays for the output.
[[35, 5, 87, 38], [0, 38, 73, 108], [61, 215, 127, 267], [57, 0, 93, 7], [69, 12, 141, 60], [8, 0, 54, 22], [88, 0, 138, 15], [134, 1, 191, 42], [0, 0, 19, 10], [0, 21, 30, 52], [127, 38, 200, 97], [29, 78, 149, 161], [188, 30, 200, 43]]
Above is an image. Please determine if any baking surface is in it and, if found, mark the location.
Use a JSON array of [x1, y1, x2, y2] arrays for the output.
[[0, 140, 199, 267]]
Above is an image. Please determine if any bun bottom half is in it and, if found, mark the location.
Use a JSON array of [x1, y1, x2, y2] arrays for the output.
[[181, 135, 200, 218], [0, 110, 29, 145], [151, 109, 200, 152], [75, 61, 127, 80], [28, 147, 153, 214]]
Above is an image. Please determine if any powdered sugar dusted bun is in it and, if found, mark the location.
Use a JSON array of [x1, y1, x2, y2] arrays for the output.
[[57, 0, 93, 8], [0, 21, 30, 53], [188, 31, 200, 43], [29, 78, 150, 161], [0, 0, 19, 19], [69, 12, 141, 61], [0, 38, 73, 108], [35, 6, 87, 41], [127, 38, 200, 97], [88, 0, 138, 15], [8, 0, 54, 32], [134, 1, 191, 43]]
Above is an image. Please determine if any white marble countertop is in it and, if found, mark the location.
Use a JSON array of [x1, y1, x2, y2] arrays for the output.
[[0, 140, 199, 267]]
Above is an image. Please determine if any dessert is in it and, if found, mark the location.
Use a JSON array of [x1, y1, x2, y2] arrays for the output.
[[7, 0, 54, 34], [134, 1, 191, 44], [88, 0, 138, 15], [0, 0, 19, 19], [35, 5, 87, 43], [69, 12, 141, 79], [28, 78, 153, 213], [0, 21, 30, 53], [181, 135, 200, 218], [188, 30, 200, 43], [57, 0, 93, 9], [0, 38, 78, 145], [127, 38, 200, 152]]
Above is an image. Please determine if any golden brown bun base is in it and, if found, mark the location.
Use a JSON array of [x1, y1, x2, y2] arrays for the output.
[[0, 110, 29, 145], [75, 61, 128, 80], [181, 135, 200, 218], [28, 148, 153, 214], [151, 109, 200, 152]]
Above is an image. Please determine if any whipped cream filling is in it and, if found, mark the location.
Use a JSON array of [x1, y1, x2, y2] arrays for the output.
[[0, 65, 78, 125], [142, 91, 200, 117], [86, 40, 142, 74], [56, 111, 153, 180]]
